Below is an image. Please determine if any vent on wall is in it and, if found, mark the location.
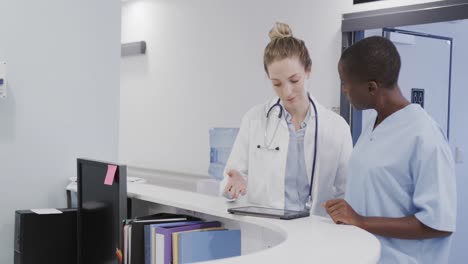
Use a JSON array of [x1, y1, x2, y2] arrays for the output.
[[121, 41, 146, 57]]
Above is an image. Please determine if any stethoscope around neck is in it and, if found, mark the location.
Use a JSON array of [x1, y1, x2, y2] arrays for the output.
[[257, 94, 318, 211]]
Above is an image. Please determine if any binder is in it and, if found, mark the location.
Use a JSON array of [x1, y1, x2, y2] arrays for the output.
[[144, 221, 203, 264], [175, 229, 241, 264], [172, 227, 226, 264], [123, 213, 200, 264], [154, 221, 222, 264]]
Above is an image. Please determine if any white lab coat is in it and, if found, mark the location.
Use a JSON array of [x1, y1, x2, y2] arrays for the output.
[[220, 97, 353, 217]]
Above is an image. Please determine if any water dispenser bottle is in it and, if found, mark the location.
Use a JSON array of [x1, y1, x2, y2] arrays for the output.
[[208, 128, 239, 180]]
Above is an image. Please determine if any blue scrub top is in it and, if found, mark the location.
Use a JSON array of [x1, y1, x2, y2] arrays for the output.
[[346, 104, 456, 264]]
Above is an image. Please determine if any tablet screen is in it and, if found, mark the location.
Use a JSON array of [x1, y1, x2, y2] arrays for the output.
[[228, 206, 309, 219]]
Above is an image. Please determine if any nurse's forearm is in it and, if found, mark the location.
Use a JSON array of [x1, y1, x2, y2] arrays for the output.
[[358, 215, 452, 240]]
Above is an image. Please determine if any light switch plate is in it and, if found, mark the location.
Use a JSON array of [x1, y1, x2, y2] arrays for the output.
[[455, 147, 464, 164]]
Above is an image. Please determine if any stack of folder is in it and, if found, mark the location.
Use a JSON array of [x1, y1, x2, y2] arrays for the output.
[[122, 213, 199, 264], [122, 213, 241, 264]]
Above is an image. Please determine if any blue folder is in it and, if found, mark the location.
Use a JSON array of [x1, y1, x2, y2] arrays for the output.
[[177, 229, 241, 264], [144, 221, 202, 264]]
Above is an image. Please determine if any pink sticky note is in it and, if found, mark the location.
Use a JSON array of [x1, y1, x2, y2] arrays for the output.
[[104, 165, 117, 186]]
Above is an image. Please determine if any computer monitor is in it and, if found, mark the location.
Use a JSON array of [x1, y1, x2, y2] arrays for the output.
[[77, 159, 127, 264]]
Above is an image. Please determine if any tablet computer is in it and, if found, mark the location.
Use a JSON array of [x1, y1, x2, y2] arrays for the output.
[[227, 206, 310, 220]]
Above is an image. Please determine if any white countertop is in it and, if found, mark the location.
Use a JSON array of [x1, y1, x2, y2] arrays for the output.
[[67, 182, 381, 264]]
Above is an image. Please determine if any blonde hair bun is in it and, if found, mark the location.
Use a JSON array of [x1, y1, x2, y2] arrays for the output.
[[269, 22, 293, 41]]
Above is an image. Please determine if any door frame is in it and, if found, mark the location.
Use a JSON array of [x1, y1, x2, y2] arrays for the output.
[[340, 0, 468, 141], [382, 27, 453, 139]]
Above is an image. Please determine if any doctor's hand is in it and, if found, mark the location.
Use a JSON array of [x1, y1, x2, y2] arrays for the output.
[[223, 170, 247, 200], [322, 199, 364, 227]]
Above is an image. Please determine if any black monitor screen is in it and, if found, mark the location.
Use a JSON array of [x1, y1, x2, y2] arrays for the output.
[[77, 159, 127, 264]]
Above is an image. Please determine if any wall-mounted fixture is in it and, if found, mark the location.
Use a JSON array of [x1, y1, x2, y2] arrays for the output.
[[121, 41, 146, 57], [0, 62, 6, 98]]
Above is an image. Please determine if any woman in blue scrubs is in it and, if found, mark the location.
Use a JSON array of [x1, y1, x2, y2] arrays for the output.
[[323, 36, 456, 263]]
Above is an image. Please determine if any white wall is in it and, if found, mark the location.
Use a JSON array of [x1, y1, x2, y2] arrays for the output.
[[120, 0, 444, 175], [0, 0, 121, 262], [120, 0, 348, 175]]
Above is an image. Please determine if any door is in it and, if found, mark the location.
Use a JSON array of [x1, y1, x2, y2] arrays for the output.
[[360, 28, 453, 139]]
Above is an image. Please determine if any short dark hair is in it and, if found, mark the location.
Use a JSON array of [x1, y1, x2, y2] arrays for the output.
[[339, 36, 401, 88]]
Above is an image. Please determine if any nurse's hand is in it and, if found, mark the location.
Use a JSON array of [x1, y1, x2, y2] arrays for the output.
[[223, 170, 247, 199], [322, 199, 364, 227]]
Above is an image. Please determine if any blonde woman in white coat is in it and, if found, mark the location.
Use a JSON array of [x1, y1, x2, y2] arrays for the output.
[[221, 22, 352, 217]]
